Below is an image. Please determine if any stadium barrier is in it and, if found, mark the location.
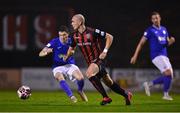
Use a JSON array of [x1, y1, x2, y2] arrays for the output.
[[0, 68, 180, 93], [0, 69, 21, 89]]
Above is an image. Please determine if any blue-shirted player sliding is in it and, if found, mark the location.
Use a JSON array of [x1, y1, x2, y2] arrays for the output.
[[131, 12, 175, 100], [39, 25, 88, 102]]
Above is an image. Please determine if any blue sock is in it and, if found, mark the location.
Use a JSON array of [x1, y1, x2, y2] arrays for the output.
[[76, 80, 84, 91], [152, 76, 164, 85], [163, 76, 172, 92], [59, 80, 73, 97]]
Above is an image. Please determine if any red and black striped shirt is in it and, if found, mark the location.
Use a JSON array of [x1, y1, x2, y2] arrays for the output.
[[71, 27, 106, 65]]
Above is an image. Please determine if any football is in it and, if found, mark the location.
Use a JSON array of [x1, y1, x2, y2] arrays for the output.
[[17, 85, 31, 100]]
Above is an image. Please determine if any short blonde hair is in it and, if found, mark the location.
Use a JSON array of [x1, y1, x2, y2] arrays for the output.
[[73, 14, 85, 25]]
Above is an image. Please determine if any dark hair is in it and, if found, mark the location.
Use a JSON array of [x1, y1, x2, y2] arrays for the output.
[[151, 11, 160, 17], [58, 25, 69, 33]]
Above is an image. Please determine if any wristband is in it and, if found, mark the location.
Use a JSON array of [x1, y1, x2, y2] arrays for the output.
[[103, 48, 108, 53]]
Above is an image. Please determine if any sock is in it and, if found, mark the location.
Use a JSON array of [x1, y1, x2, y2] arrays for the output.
[[152, 76, 164, 85], [164, 92, 169, 97], [59, 80, 73, 97], [163, 76, 172, 92], [89, 76, 108, 98], [110, 82, 128, 98], [148, 81, 153, 87], [76, 79, 84, 91]]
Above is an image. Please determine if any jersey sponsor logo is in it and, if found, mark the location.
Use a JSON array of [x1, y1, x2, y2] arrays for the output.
[[77, 42, 92, 46], [58, 54, 65, 59], [74, 36, 80, 39], [158, 36, 166, 41]]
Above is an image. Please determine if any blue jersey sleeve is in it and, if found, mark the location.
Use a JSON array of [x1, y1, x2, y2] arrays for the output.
[[46, 39, 56, 48], [164, 27, 169, 38], [143, 28, 151, 40]]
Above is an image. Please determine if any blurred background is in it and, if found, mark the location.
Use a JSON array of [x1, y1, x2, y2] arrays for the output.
[[0, 0, 180, 92]]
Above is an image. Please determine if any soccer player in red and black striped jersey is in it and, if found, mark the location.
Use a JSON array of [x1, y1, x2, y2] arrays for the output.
[[64, 14, 132, 105]]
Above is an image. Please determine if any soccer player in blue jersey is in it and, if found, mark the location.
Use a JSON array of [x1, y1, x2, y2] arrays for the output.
[[39, 25, 88, 103], [130, 12, 175, 100]]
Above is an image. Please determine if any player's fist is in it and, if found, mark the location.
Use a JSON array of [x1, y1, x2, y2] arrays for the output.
[[99, 52, 107, 60], [168, 37, 175, 46], [46, 48, 53, 53], [170, 37, 175, 43], [63, 55, 68, 62]]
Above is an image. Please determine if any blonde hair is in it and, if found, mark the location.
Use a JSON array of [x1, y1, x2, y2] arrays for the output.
[[73, 14, 85, 25]]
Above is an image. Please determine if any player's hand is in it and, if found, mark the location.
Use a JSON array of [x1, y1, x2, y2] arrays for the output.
[[99, 52, 107, 60], [130, 56, 137, 64], [168, 37, 175, 46], [46, 48, 53, 53], [63, 55, 68, 62], [39, 48, 53, 57]]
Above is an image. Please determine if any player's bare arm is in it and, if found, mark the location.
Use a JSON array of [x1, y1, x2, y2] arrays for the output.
[[99, 33, 113, 60], [130, 36, 147, 64], [39, 47, 53, 57], [167, 36, 175, 46]]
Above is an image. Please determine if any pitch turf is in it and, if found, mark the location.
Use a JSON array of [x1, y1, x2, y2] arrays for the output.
[[0, 90, 180, 112]]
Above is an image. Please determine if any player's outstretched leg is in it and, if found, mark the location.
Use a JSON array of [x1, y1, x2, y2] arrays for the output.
[[76, 80, 88, 102], [59, 80, 77, 103], [110, 82, 132, 105], [144, 75, 165, 96], [89, 76, 112, 105], [102, 74, 132, 105], [72, 68, 88, 102]]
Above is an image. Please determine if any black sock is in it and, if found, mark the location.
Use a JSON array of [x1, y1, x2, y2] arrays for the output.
[[89, 76, 108, 98], [110, 82, 128, 98]]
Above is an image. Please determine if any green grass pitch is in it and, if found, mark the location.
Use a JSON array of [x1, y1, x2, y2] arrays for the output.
[[0, 90, 180, 112]]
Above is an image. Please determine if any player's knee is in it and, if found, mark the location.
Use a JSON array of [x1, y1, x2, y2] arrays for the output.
[[86, 69, 95, 78], [86, 71, 92, 78], [72, 70, 84, 80], [55, 73, 64, 81], [76, 75, 84, 80], [163, 69, 172, 76]]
